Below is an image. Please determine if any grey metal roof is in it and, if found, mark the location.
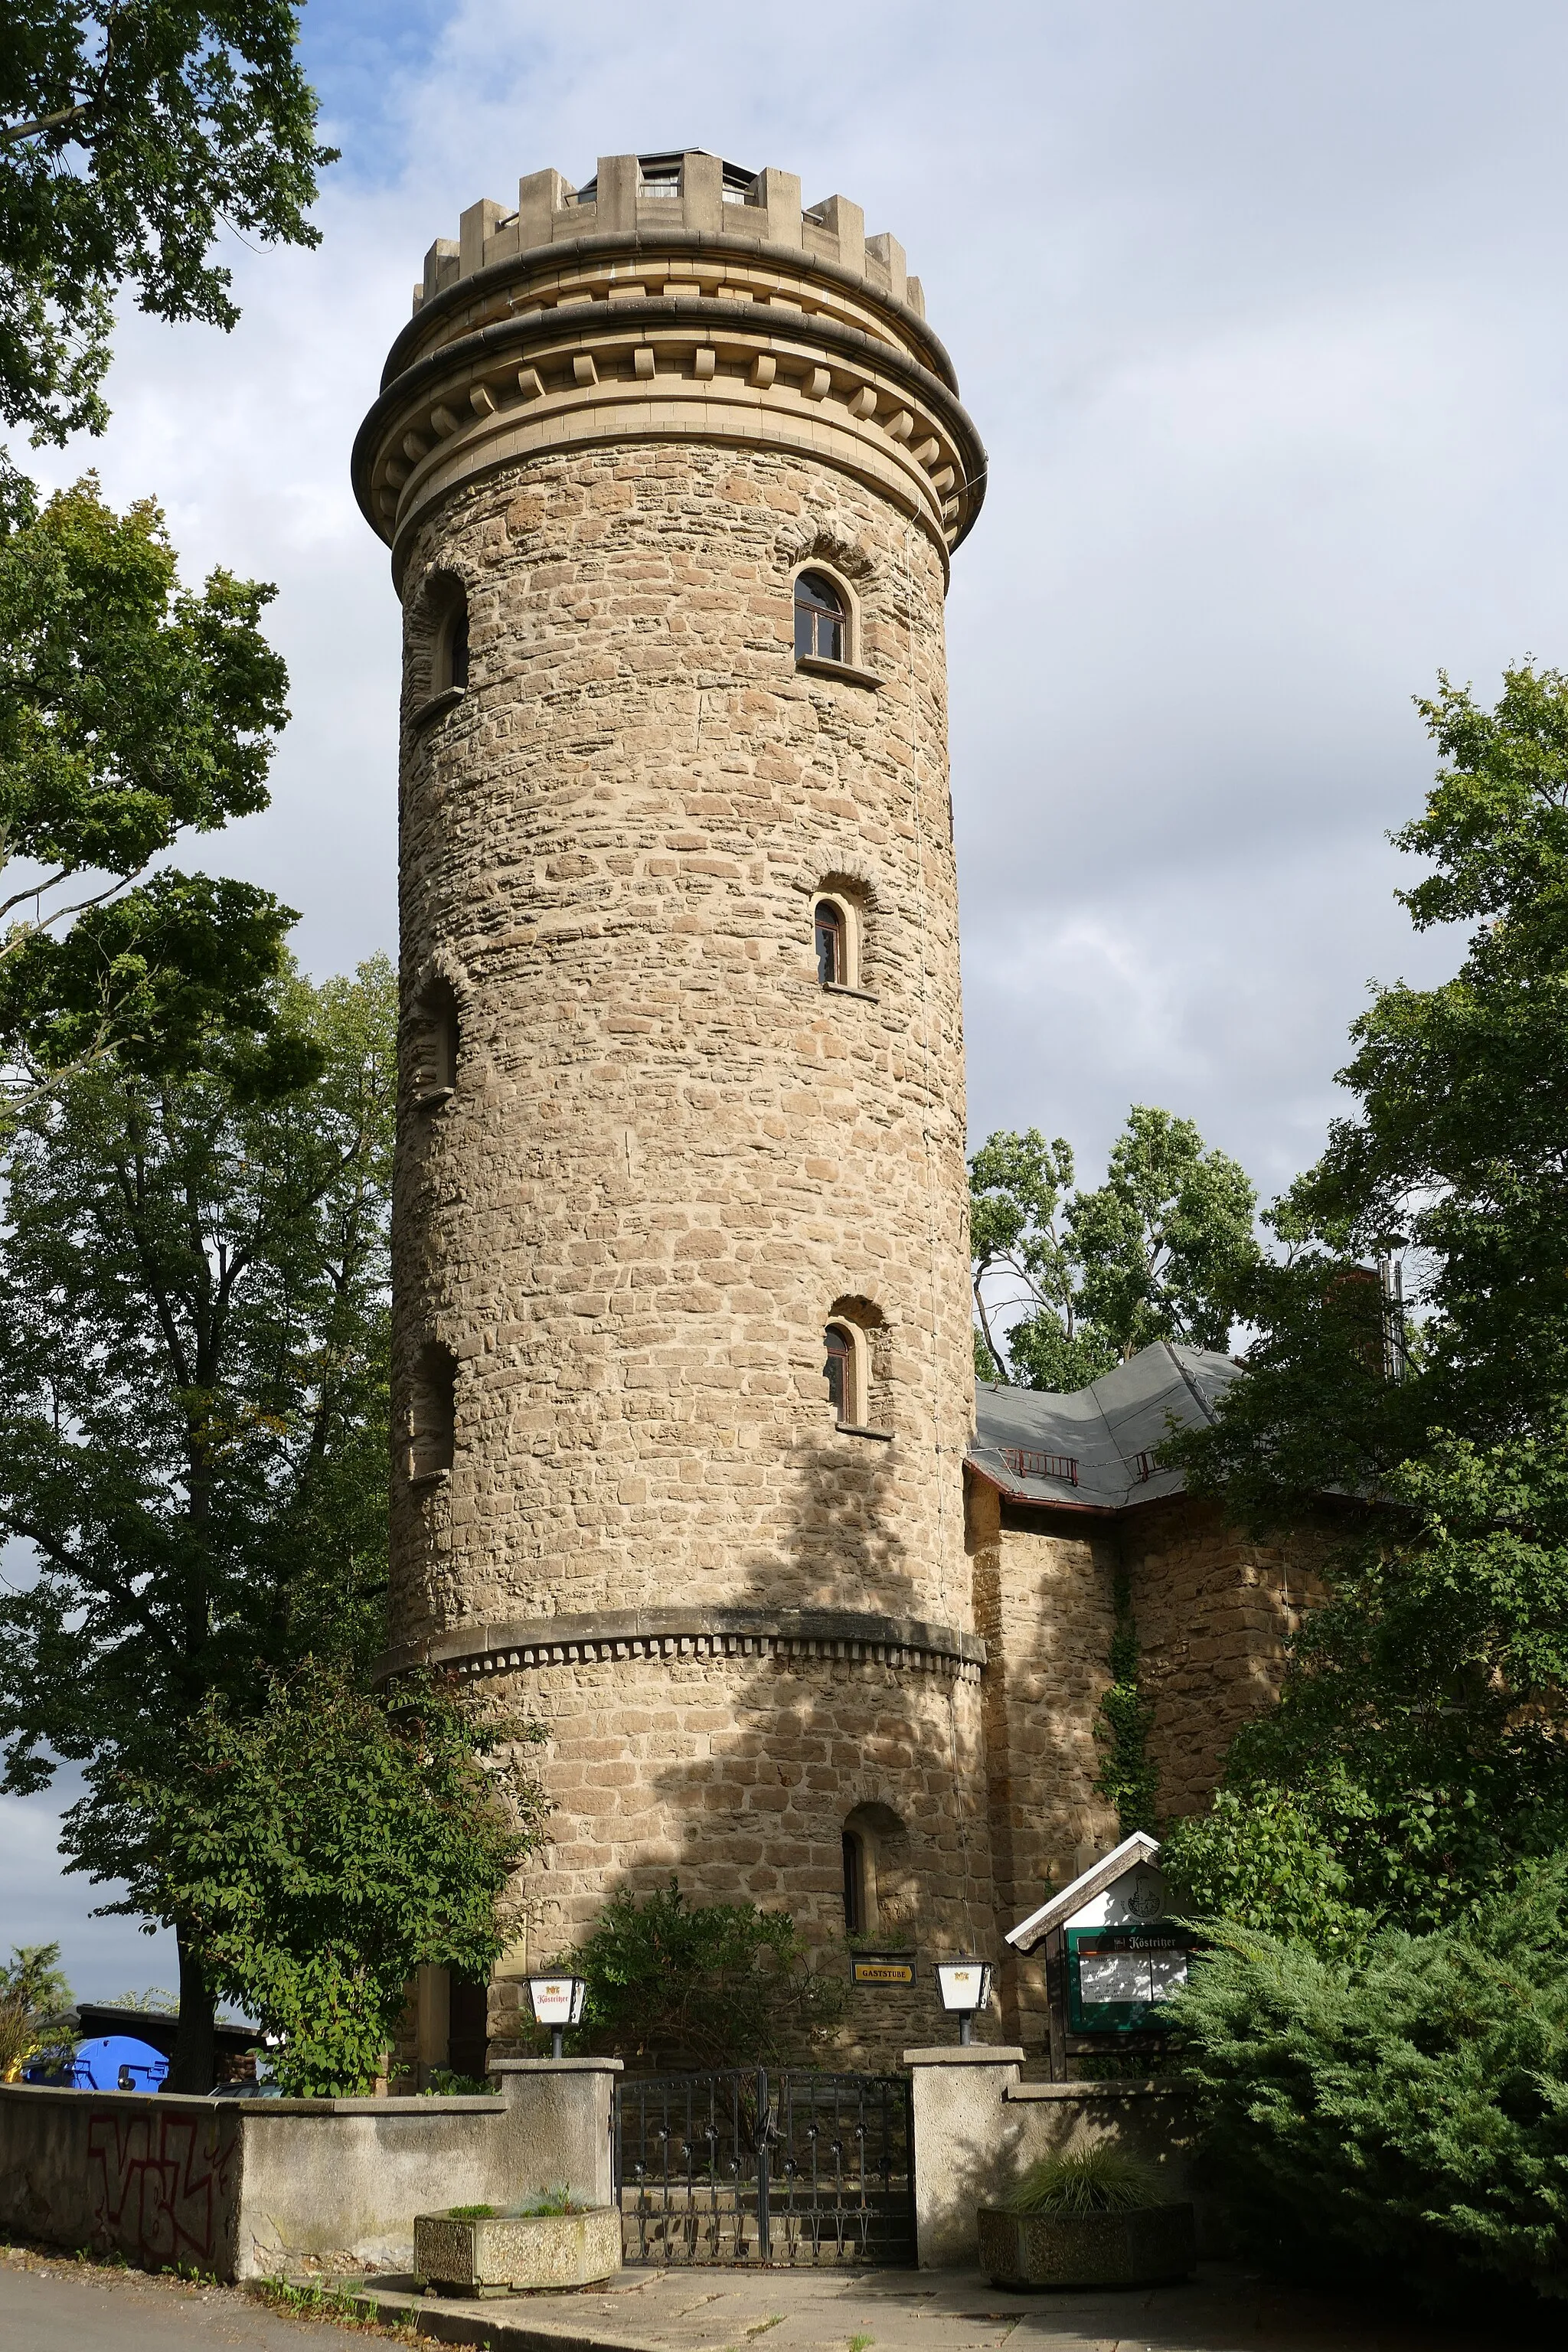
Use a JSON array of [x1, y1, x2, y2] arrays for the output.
[[966, 1340, 1242, 1512]]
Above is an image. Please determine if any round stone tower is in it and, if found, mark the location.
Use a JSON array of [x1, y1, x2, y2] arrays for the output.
[[353, 150, 991, 2051]]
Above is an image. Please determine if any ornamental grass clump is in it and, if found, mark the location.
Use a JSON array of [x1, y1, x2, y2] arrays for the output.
[[1006, 2146, 1164, 2216]]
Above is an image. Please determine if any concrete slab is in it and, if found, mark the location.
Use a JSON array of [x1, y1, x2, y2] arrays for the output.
[[344, 2259, 1554, 2352], [3, 2242, 1557, 2352]]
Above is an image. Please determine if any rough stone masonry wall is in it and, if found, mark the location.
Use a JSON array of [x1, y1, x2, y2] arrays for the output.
[[966, 1480, 1122, 2052], [966, 1482, 1329, 2060], [485, 1647, 990, 2069], [387, 432, 987, 2029], [392, 442, 972, 1645], [1124, 1498, 1327, 1821]]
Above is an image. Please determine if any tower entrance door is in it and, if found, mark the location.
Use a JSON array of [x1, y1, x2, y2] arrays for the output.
[[613, 2068, 915, 2267]]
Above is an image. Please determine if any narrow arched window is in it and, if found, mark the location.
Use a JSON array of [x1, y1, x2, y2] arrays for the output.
[[842, 1830, 866, 1936], [447, 603, 469, 690], [824, 1323, 854, 1423], [412, 978, 459, 1106], [795, 570, 846, 664], [815, 900, 844, 987], [409, 1341, 456, 1481]]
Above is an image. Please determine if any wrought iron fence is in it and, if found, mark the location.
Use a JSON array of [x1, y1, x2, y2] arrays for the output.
[[613, 2066, 914, 2266]]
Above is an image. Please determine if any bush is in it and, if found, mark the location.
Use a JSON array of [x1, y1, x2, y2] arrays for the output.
[[564, 1880, 844, 2070], [1160, 1785, 1370, 1948], [1170, 1854, 1568, 2302]]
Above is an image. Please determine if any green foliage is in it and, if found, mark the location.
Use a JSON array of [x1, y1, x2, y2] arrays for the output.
[[0, 1939, 72, 2078], [0, 477, 302, 1089], [0, 958, 396, 2074], [1178, 665, 1568, 1929], [1093, 1576, 1157, 1838], [969, 1109, 1258, 1387], [420, 2069, 492, 2098], [87, 1661, 544, 2099], [1, 2, 335, 454], [1171, 1855, 1568, 2303], [1005, 2146, 1163, 2215], [248, 2276, 420, 2339], [1072, 1107, 1260, 1361], [1161, 1788, 1366, 1947], [565, 1880, 845, 2070], [969, 1129, 1117, 1389]]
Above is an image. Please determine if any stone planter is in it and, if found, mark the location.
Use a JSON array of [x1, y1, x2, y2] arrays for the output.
[[413, 2205, 621, 2295], [978, 2201, 1196, 2289]]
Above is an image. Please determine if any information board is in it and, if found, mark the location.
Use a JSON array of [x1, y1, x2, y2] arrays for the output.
[[1065, 1922, 1192, 2033]]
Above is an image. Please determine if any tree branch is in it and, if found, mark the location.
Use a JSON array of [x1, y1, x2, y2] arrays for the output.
[[0, 101, 94, 148]]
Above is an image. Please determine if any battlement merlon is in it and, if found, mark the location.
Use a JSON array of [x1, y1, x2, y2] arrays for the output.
[[412, 150, 926, 325]]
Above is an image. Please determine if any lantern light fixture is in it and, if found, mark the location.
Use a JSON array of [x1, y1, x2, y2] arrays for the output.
[[527, 1971, 588, 2060], [935, 1956, 993, 2046]]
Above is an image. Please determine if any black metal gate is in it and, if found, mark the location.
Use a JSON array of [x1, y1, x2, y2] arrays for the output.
[[613, 2067, 915, 2266]]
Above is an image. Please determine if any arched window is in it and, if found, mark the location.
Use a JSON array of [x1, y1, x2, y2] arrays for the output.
[[408, 1341, 456, 1481], [815, 900, 844, 987], [795, 570, 846, 664], [442, 594, 469, 692], [824, 1322, 855, 1424], [842, 1830, 867, 1936], [411, 978, 459, 1106]]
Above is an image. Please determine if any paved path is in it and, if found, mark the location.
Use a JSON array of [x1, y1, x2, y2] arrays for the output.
[[2, 2247, 1553, 2352], [354, 2259, 1547, 2351], [0, 2247, 363, 2348]]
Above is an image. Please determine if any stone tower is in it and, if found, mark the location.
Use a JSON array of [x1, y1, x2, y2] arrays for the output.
[[353, 150, 990, 2050]]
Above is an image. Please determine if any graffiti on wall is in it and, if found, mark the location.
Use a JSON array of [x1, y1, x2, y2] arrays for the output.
[[87, 2105, 237, 2269]]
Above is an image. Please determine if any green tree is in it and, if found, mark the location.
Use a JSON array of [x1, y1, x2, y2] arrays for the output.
[[2, 1, 334, 464], [564, 1882, 845, 2072], [0, 476, 302, 1095], [0, 956, 395, 2086], [969, 1129, 1116, 1389], [1178, 664, 1568, 1930], [0, 1940, 73, 2079], [83, 1663, 544, 2098], [970, 1109, 1258, 1387]]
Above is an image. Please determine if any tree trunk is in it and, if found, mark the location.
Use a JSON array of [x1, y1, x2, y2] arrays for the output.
[[164, 1929, 217, 2093]]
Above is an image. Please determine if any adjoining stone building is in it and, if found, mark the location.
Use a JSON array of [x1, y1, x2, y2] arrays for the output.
[[352, 151, 1302, 2073]]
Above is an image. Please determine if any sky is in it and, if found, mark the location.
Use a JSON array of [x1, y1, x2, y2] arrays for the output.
[[7, 0, 1568, 1996]]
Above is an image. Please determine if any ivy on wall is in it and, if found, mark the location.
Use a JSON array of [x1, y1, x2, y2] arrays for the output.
[[1095, 1573, 1158, 1836]]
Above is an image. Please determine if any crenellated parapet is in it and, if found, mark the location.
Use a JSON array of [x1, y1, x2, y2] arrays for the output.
[[351, 148, 985, 583], [413, 150, 925, 322]]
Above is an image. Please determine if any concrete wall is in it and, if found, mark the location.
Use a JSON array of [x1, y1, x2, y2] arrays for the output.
[[905, 2047, 1200, 2269], [0, 2059, 619, 2282]]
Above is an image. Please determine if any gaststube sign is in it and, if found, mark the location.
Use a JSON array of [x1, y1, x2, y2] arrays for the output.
[[849, 1954, 916, 1988]]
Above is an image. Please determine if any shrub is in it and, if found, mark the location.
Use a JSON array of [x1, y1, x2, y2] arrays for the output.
[[1170, 1853, 1568, 2302], [1007, 2147, 1164, 2215], [1161, 1785, 1370, 1948], [564, 1880, 844, 2069]]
